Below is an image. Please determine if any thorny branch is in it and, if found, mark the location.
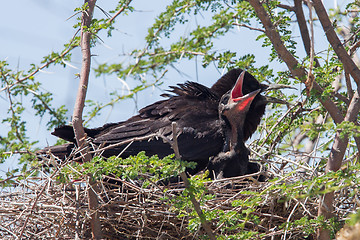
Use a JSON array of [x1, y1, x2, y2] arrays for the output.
[[248, 0, 344, 124], [72, 0, 96, 158], [0, 47, 74, 94], [3, 81, 24, 144], [232, 22, 265, 32], [18, 164, 62, 239], [72, 1, 102, 239], [171, 122, 216, 240], [0, 1, 131, 93], [84, 69, 167, 125], [0, 0, 133, 151], [106, 0, 132, 24]]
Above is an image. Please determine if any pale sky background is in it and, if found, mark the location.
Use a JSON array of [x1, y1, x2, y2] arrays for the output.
[[0, 0, 348, 174]]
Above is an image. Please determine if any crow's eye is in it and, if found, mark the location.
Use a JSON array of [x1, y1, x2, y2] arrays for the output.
[[220, 94, 230, 105]]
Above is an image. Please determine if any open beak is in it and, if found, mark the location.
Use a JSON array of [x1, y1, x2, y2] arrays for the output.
[[231, 70, 294, 106], [228, 72, 261, 112], [228, 71, 261, 112]]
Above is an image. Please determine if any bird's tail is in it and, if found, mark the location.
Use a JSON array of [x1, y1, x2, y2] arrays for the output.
[[51, 125, 76, 143]]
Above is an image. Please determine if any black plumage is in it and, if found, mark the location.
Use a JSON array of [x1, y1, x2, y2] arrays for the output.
[[207, 87, 261, 179], [39, 69, 271, 175]]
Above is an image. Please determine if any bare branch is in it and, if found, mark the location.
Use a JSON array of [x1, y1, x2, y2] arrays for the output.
[[72, 0, 96, 155], [313, 0, 360, 87], [18, 166, 61, 239], [337, 15, 360, 154], [332, 91, 350, 106], [71, 1, 102, 239], [248, 0, 343, 124], [350, 40, 360, 56], [345, 72, 354, 100], [106, 0, 132, 25], [326, 90, 360, 171], [277, 3, 295, 12], [304, 0, 315, 95], [294, 0, 320, 67], [318, 89, 360, 239], [232, 22, 265, 32]]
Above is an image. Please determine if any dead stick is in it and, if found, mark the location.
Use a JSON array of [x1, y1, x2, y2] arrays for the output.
[[171, 122, 216, 240], [18, 166, 61, 239]]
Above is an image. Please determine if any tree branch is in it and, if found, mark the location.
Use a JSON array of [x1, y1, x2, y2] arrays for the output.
[[247, 1, 360, 238], [171, 123, 216, 240], [294, 0, 320, 68], [72, 1, 102, 239], [329, 91, 360, 171], [73, 1, 95, 155], [303, 0, 315, 95], [277, 3, 295, 12], [326, 88, 360, 173], [318, 89, 360, 239], [232, 22, 265, 32], [339, 20, 360, 154], [248, 0, 343, 124], [106, 0, 132, 24], [308, 2, 360, 238], [18, 164, 62, 239], [313, 0, 360, 88], [0, 1, 131, 95]]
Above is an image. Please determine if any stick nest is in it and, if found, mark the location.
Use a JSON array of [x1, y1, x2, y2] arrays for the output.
[[0, 152, 359, 240]]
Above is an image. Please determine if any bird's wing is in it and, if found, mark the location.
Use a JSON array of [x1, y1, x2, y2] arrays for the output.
[[91, 82, 223, 161], [52, 82, 224, 170]]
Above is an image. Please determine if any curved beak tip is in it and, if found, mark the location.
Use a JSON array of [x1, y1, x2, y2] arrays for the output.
[[231, 71, 246, 99]]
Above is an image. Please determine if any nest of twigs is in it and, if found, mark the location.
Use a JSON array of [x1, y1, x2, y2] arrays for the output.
[[0, 151, 359, 240]]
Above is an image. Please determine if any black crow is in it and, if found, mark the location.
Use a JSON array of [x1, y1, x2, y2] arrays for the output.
[[207, 86, 261, 179], [38, 69, 283, 175]]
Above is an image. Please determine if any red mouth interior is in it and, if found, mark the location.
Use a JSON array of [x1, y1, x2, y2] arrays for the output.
[[231, 72, 244, 100], [236, 95, 256, 111]]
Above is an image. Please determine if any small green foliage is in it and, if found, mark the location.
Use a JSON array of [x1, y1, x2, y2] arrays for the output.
[[347, 210, 360, 226], [59, 152, 195, 187], [336, 121, 360, 139], [282, 216, 323, 237]]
